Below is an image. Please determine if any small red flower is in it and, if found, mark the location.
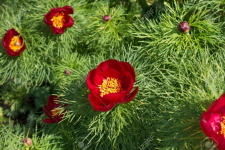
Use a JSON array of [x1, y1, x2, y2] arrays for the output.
[[86, 59, 139, 112], [2, 28, 26, 57], [200, 93, 225, 150], [44, 5, 74, 34], [43, 95, 68, 124]]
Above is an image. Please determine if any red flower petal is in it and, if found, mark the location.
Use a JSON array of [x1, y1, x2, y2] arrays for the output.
[[47, 95, 61, 110], [213, 93, 225, 113], [203, 100, 219, 122], [102, 90, 126, 103], [88, 94, 115, 112], [53, 115, 63, 122], [88, 94, 104, 109], [217, 138, 225, 150], [43, 105, 52, 117], [103, 68, 120, 79], [62, 5, 74, 14], [42, 118, 55, 124], [88, 69, 104, 86], [97, 103, 115, 112], [121, 71, 134, 93], [96, 59, 125, 78], [63, 15, 74, 28], [118, 86, 139, 104], [121, 62, 136, 82]]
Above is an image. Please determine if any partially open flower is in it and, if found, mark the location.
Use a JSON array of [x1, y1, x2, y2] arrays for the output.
[[43, 95, 68, 123], [200, 93, 225, 150], [86, 59, 139, 112], [102, 15, 110, 22], [44, 6, 74, 34], [2, 28, 26, 56], [23, 138, 32, 148], [178, 21, 190, 33]]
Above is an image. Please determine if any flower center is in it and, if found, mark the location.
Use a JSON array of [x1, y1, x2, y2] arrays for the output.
[[98, 77, 123, 97], [9, 36, 22, 52], [218, 116, 225, 136], [51, 108, 62, 117], [51, 11, 66, 28]]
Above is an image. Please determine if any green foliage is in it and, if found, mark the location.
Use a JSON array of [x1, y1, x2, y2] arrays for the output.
[[82, 1, 131, 52], [0, 0, 51, 88], [130, 1, 224, 59], [0, 84, 30, 118], [0, 121, 63, 150], [148, 47, 225, 149], [0, 0, 225, 150]]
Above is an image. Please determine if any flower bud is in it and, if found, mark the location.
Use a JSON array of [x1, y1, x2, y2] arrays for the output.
[[65, 69, 71, 75], [23, 138, 32, 148], [178, 21, 190, 33], [102, 15, 110, 22]]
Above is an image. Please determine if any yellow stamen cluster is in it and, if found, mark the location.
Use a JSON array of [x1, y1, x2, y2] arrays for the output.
[[51, 11, 65, 28], [219, 116, 225, 136], [9, 36, 22, 52], [98, 77, 123, 97], [51, 108, 62, 117]]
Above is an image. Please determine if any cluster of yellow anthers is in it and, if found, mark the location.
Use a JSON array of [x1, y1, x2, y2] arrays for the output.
[[9, 36, 22, 52], [51, 11, 66, 28], [51, 108, 62, 117], [98, 77, 123, 97], [218, 116, 225, 136]]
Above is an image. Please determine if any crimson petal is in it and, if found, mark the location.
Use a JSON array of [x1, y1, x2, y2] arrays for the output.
[[121, 71, 134, 93], [96, 59, 125, 78], [42, 118, 55, 124], [62, 5, 74, 14], [102, 91, 126, 103], [88, 94, 115, 111], [63, 15, 74, 28], [119, 86, 139, 104], [89, 69, 104, 86], [43, 105, 52, 117], [48, 95, 61, 110], [121, 62, 136, 82], [103, 68, 120, 79]]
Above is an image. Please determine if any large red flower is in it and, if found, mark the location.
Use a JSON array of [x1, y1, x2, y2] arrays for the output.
[[200, 93, 225, 150], [86, 59, 139, 112], [2, 28, 26, 57], [44, 5, 74, 34], [43, 95, 68, 124]]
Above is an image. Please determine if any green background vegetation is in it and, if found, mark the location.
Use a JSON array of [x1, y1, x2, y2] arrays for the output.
[[0, 0, 224, 149]]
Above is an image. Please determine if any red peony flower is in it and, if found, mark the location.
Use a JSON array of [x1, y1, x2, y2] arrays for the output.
[[44, 5, 74, 34], [200, 93, 225, 150], [2, 28, 26, 57], [43, 95, 68, 124], [86, 59, 139, 112]]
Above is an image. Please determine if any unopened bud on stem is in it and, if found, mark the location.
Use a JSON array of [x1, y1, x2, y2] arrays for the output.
[[178, 21, 190, 33]]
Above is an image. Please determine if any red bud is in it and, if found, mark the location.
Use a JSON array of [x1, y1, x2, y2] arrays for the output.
[[102, 15, 110, 22], [178, 21, 190, 33]]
